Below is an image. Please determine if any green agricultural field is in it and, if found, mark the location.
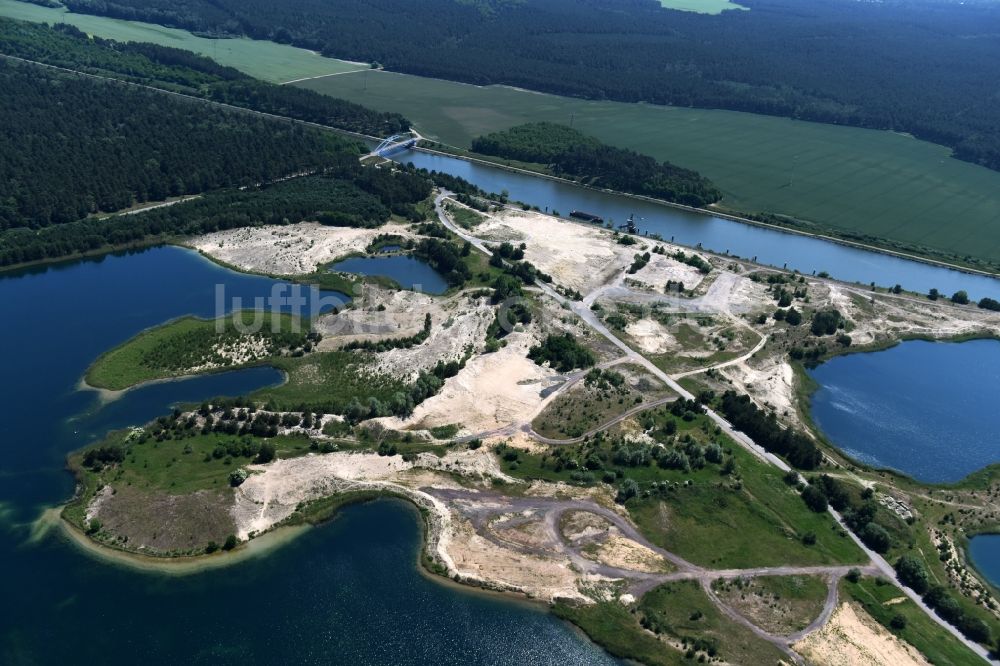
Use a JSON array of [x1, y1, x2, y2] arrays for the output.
[[298, 70, 1000, 267], [657, 0, 748, 14], [0, 0, 365, 82]]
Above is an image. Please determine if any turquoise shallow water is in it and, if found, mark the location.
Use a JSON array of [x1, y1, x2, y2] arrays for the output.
[[0, 246, 617, 665], [806, 339, 1000, 484]]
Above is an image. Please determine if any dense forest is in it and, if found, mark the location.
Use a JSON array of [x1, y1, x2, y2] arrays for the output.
[[472, 123, 720, 207], [0, 57, 361, 229], [58, 0, 1000, 172], [0, 19, 409, 136]]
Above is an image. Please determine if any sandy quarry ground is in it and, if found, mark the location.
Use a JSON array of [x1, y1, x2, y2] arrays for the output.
[[625, 318, 677, 354], [627, 252, 706, 293], [793, 602, 930, 666], [826, 282, 997, 346], [190, 222, 418, 275], [585, 533, 672, 574], [231, 447, 515, 538], [475, 209, 648, 293], [315, 285, 443, 347], [229, 447, 629, 602], [724, 355, 798, 420], [314, 286, 496, 380], [374, 327, 563, 435], [716, 279, 1000, 425]]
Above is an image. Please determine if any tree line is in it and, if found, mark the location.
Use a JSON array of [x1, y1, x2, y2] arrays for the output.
[[58, 0, 1000, 173], [718, 391, 821, 469], [472, 123, 721, 207]]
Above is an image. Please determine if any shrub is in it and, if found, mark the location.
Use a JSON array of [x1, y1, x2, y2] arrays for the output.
[[256, 441, 276, 464], [616, 478, 640, 503], [528, 333, 596, 372], [810, 309, 842, 336], [978, 297, 1000, 311], [223, 535, 238, 551], [801, 486, 829, 513], [858, 522, 892, 553], [895, 554, 930, 594]]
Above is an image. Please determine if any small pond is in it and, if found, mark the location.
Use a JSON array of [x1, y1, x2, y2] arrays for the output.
[[330, 254, 449, 295]]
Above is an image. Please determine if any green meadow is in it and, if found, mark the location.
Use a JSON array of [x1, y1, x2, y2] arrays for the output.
[[0, 0, 365, 82], [298, 70, 1000, 267]]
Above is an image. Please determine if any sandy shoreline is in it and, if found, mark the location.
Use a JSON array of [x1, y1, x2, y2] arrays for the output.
[[37, 507, 309, 575]]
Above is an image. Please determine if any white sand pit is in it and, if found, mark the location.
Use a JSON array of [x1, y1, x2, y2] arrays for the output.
[[628, 253, 705, 293], [793, 602, 930, 666], [374, 298, 496, 380], [191, 222, 417, 275], [474, 209, 645, 293], [625, 318, 677, 354], [376, 330, 562, 435], [724, 356, 797, 418]]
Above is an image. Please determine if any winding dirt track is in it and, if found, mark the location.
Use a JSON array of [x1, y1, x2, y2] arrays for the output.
[[428, 487, 875, 664]]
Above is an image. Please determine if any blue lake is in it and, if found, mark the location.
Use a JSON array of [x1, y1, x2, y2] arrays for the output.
[[0, 246, 616, 664], [331, 254, 450, 295], [807, 339, 1000, 483]]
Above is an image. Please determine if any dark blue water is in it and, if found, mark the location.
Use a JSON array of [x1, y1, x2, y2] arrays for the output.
[[73, 365, 285, 447], [400, 150, 1000, 300], [969, 535, 1000, 589], [807, 339, 1000, 483], [331, 254, 449, 295], [0, 246, 616, 664]]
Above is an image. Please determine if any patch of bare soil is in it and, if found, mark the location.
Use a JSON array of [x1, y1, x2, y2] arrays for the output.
[[90, 485, 236, 555], [191, 222, 417, 275], [560, 510, 614, 542], [488, 514, 557, 552], [475, 209, 646, 293], [625, 318, 677, 354], [315, 287, 495, 383], [446, 511, 596, 602], [827, 282, 998, 346], [793, 602, 930, 666], [713, 575, 827, 635], [231, 449, 516, 539], [586, 534, 672, 574], [627, 253, 705, 293], [723, 356, 798, 423], [375, 328, 562, 436]]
